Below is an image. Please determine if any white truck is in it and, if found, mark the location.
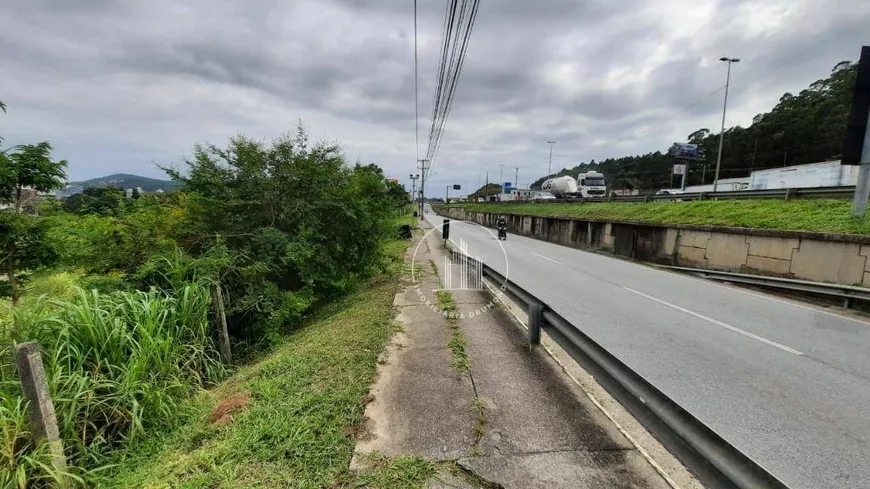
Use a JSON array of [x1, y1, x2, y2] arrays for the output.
[[576, 171, 607, 198], [541, 176, 579, 198]]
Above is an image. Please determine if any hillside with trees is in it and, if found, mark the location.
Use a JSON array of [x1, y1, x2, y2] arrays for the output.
[[530, 60, 858, 192]]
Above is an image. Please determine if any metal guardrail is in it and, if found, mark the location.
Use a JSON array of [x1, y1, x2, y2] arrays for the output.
[[449, 248, 791, 489], [461, 186, 855, 204], [662, 266, 870, 308]]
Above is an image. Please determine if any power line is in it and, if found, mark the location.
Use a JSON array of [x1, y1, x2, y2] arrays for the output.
[[422, 0, 482, 176]]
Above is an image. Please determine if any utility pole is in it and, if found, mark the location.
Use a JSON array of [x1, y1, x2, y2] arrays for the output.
[[750, 139, 758, 172], [485, 171, 489, 200], [713, 57, 739, 192], [547, 140, 556, 176], [515, 167, 519, 190], [417, 159, 429, 217], [783, 150, 788, 167]]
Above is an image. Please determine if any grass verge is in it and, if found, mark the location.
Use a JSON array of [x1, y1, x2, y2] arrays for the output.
[[435, 290, 469, 375], [94, 235, 434, 488], [448, 199, 870, 235]]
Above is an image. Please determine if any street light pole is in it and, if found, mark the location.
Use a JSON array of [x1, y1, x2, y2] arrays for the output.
[[713, 57, 739, 193], [417, 159, 429, 217], [547, 141, 556, 176], [409, 173, 419, 207]]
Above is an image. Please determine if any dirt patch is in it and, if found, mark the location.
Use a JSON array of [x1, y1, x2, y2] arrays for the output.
[[209, 390, 252, 426]]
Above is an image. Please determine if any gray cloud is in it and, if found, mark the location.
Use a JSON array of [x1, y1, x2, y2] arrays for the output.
[[1, 0, 868, 193]]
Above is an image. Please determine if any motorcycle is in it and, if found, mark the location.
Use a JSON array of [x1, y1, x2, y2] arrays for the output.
[[497, 227, 507, 241]]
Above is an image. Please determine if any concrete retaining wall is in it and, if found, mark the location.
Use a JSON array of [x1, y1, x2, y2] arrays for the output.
[[435, 207, 870, 287]]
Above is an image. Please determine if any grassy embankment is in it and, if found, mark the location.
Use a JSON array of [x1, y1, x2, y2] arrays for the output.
[[93, 234, 435, 488], [449, 199, 870, 235]]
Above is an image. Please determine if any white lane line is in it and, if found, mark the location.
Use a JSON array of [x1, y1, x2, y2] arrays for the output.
[[677, 272, 870, 327], [623, 287, 804, 356], [530, 251, 562, 264]]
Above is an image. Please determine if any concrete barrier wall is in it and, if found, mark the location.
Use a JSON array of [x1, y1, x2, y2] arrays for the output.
[[436, 207, 870, 286]]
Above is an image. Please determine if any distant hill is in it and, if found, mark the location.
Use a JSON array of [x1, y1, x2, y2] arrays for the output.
[[59, 173, 181, 197]]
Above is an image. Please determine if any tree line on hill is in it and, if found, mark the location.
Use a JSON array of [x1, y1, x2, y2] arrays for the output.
[[529, 60, 858, 192]]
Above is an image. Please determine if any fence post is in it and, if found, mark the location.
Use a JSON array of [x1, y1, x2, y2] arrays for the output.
[[527, 302, 543, 345], [15, 342, 69, 487], [212, 285, 232, 363]]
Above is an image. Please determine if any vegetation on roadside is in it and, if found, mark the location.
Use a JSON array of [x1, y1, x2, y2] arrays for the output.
[[94, 234, 431, 488], [2, 101, 413, 487], [447, 199, 870, 235]]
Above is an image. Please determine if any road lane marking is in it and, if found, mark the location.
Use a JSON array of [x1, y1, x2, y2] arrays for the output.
[[674, 272, 870, 327], [623, 287, 804, 355], [530, 251, 562, 264]]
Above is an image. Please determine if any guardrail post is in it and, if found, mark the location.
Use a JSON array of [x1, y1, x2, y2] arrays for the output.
[[527, 302, 543, 345], [15, 342, 69, 488], [644, 195, 650, 203], [785, 188, 796, 201], [442, 218, 450, 241], [699, 192, 707, 201]]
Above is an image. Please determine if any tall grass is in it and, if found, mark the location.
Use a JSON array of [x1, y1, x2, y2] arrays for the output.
[[0, 284, 227, 486]]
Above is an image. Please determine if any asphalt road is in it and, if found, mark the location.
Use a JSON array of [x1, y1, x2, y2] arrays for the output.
[[423, 207, 870, 489]]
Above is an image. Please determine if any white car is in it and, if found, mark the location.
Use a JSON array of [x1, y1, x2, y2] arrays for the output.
[[532, 191, 557, 201]]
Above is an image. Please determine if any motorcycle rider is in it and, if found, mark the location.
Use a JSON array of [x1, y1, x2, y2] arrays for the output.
[[496, 215, 507, 239]]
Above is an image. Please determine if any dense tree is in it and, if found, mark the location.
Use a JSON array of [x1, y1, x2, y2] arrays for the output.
[[62, 186, 125, 215], [0, 142, 68, 212], [161, 127, 404, 344], [0, 212, 58, 304], [531, 61, 858, 192]]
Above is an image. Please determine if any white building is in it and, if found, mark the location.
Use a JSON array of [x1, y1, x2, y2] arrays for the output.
[[502, 188, 535, 201]]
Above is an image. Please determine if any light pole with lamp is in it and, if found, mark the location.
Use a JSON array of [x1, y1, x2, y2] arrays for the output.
[[409, 173, 419, 208], [713, 57, 739, 192], [547, 140, 556, 176]]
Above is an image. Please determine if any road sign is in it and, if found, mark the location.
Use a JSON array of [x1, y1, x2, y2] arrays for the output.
[[503, 182, 512, 194], [673, 164, 687, 175], [453, 184, 461, 190]]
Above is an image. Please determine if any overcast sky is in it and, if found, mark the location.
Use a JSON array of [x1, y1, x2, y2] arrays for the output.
[[2, 0, 869, 194]]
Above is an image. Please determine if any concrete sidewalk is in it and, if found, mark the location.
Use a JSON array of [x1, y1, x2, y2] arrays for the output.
[[353, 219, 687, 488]]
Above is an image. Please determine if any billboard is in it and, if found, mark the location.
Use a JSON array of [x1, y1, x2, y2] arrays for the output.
[[668, 143, 705, 161]]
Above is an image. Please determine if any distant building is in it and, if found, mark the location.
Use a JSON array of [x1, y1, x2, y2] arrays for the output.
[[503, 188, 534, 201]]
